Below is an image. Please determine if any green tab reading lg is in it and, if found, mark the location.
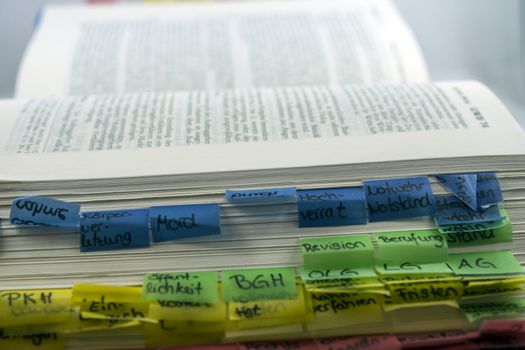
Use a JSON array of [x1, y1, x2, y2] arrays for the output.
[[142, 272, 218, 304], [221, 267, 297, 302]]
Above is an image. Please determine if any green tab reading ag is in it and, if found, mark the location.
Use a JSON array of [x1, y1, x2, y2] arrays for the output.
[[447, 250, 524, 276], [221, 267, 297, 302], [142, 272, 218, 304]]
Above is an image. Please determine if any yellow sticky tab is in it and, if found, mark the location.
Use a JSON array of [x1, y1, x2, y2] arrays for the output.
[[149, 285, 226, 322], [229, 284, 306, 321], [386, 280, 464, 304], [72, 284, 152, 323], [143, 321, 223, 347], [463, 277, 525, 299], [0, 329, 64, 350], [0, 289, 72, 327]]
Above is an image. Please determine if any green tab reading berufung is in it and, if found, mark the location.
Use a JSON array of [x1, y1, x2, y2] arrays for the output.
[[299, 235, 374, 269], [142, 272, 218, 304], [221, 267, 297, 303], [373, 229, 448, 264]]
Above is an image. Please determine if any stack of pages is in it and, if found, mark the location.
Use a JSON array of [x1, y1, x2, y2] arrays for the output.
[[0, 1, 525, 349]]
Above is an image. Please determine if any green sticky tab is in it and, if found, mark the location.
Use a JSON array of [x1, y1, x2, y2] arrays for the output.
[[221, 267, 297, 302], [299, 235, 374, 269], [375, 262, 453, 276], [373, 229, 448, 263], [447, 250, 524, 276], [142, 272, 218, 304], [461, 300, 525, 322], [299, 266, 376, 281], [442, 213, 512, 247]]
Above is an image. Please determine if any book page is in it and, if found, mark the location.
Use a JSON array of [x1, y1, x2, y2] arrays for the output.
[[15, 0, 428, 98], [1, 81, 524, 181]]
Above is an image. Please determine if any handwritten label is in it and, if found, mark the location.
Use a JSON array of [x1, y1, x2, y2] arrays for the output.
[[363, 177, 435, 222], [0, 329, 64, 349], [373, 229, 448, 264], [434, 173, 478, 210], [222, 267, 297, 302], [300, 235, 374, 269], [80, 209, 150, 252], [447, 250, 524, 276], [461, 300, 525, 322], [387, 280, 464, 304], [441, 212, 512, 247], [149, 204, 220, 242], [0, 289, 72, 327], [10, 196, 80, 228], [226, 187, 296, 203], [240, 340, 317, 350], [300, 267, 377, 283], [142, 272, 218, 304], [148, 290, 226, 322], [297, 188, 366, 227], [311, 292, 382, 316], [463, 278, 525, 299], [476, 172, 503, 209], [229, 285, 306, 321], [375, 262, 452, 276], [434, 195, 504, 225], [316, 335, 401, 350], [72, 284, 150, 324]]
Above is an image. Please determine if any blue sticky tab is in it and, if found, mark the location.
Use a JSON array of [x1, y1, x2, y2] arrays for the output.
[[297, 187, 367, 227], [434, 195, 504, 226], [363, 177, 436, 222], [434, 173, 477, 210], [80, 209, 150, 252], [150, 204, 221, 242], [476, 172, 503, 209], [225, 187, 296, 203], [10, 196, 80, 228]]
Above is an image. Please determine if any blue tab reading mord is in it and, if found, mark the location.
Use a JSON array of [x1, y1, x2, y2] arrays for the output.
[[434, 173, 477, 210], [476, 172, 503, 209], [150, 204, 221, 242], [434, 195, 504, 226], [225, 187, 296, 203], [297, 187, 366, 227], [80, 209, 150, 252], [363, 177, 435, 222], [10, 195, 80, 228]]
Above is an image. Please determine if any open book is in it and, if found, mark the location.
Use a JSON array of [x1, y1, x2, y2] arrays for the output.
[[1, 1, 525, 349]]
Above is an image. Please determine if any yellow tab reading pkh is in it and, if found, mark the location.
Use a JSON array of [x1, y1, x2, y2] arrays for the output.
[[0, 289, 72, 327]]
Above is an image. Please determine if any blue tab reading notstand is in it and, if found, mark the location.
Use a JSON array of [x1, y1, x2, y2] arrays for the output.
[[150, 204, 221, 242], [10, 195, 80, 228], [434, 195, 504, 226], [363, 177, 436, 222], [476, 172, 503, 209], [434, 173, 477, 210], [297, 187, 366, 227], [225, 187, 296, 203], [80, 209, 150, 252]]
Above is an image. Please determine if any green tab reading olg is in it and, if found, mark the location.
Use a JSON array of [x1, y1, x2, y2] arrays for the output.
[[142, 272, 218, 304], [222, 267, 297, 303]]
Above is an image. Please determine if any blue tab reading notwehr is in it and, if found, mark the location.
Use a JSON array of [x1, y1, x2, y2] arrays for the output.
[[150, 204, 221, 242], [476, 172, 503, 209], [297, 187, 366, 227], [226, 187, 296, 203], [10, 196, 80, 228], [434, 195, 504, 226], [363, 177, 435, 222], [434, 173, 477, 210], [80, 209, 150, 252]]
